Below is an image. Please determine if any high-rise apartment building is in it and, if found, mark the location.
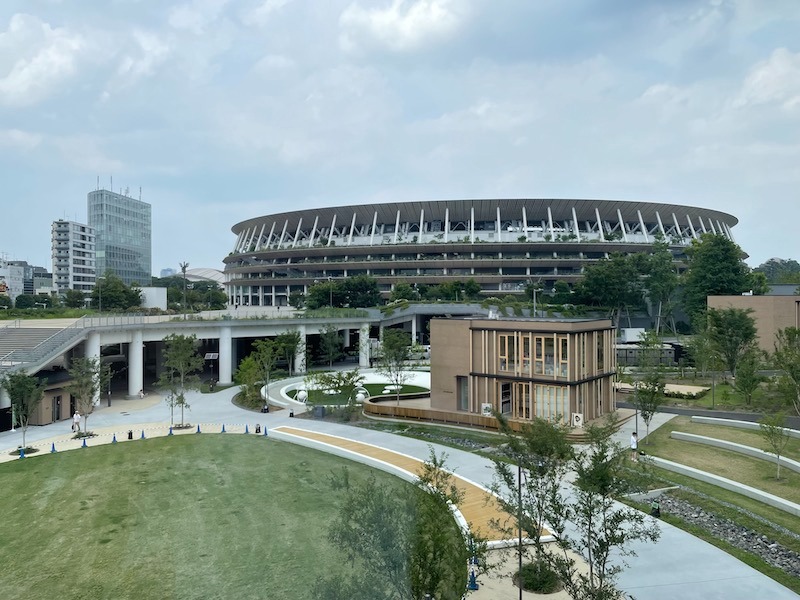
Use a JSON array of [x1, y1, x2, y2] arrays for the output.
[[88, 188, 152, 286], [51, 220, 96, 293]]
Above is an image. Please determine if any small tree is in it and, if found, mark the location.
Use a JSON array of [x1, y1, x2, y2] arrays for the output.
[[63, 289, 87, 308], [760, 413, 791, 480], [378, 328, 412, 405], [234, 354, 263, 408], [66, 357, 111, 434], [772, 327, 800, 416], [545, 417, 660, 599], [158, 334, 203, 427], [319, 325, 344, 367], [1, 372, 45, 450], [734, 347, 764, 406], [490, 415, 572, 591], [634, 331, 665, 443], [275, 330, 303, 375], [706, 307, 757, 377]]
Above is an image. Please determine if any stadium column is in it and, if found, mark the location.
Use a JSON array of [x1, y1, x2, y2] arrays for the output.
[[219, 325, 233, 385], [127, 330, 143, 398], [295, 325, 307, 374], [87, 331, 101, 404], [359, 323, 370, 368]]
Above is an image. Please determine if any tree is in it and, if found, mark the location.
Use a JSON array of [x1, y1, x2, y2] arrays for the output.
[[750, 271, 769, 296], [772, 327, 800, 416], [288, 291, 305, 309], [733, 347, 764, 406], [462, 278, 481, 300], [252, 339, 278, 402], [551, 280, 573, 304], [341, 275, 382, 308], [754, 257, 800, 283], [378, 328, 411, 405], [760, 413, 791, 480], [706, 307, 757, 377], [643, 240, 678, 334], [307, 281, 338, 310], [66, 357, 111, 434], [575, 253, 643, 327], [0, 295, 10, 309], [14, 294, 35, 309], [633, 331, 665, 443], [390, 282, 419, 302], [545, 418, 660, 600], [316, 449, 477, 600], [681, 234, 751, 323], [490, 415, 572, 591], [92, 272, 142, 311], [234, 353, 264, 408], [684, 320, 717, 378], [319, 325, 344, 367], [63, 289, 87, 308], [158, 334, 204, 427], [274, 330, 303, 375], [1, 371, 45, 450]]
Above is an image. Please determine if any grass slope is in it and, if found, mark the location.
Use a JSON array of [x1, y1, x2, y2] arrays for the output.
[[0, 436, 413, 600]]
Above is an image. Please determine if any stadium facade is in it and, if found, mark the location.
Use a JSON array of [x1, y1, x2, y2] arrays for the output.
[[223, 199, 738, 307]]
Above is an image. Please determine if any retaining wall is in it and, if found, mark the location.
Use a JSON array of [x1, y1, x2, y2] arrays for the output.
[[670, 431, 800, 474], [690, 416, 800, 439]]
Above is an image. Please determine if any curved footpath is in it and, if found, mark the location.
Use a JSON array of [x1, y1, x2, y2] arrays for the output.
[[1, 381, 798, 600]]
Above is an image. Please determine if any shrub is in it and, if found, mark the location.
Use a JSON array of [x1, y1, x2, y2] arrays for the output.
[[515, 560, 561, 594]]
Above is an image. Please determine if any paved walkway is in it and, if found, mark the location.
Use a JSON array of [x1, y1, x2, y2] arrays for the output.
[[1, 381, 797, 599]]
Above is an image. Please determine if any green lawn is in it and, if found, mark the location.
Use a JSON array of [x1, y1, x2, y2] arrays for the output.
[[0, 436, 419, 600]]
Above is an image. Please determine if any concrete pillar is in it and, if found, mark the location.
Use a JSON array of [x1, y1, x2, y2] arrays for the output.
[[359, 324, 370, 368], [219, 326, 233, 384], [411, 316, 418, 345], [295, 325, 307, 374], [0, 387, 9, 410], [343, 327, 351, 348], [128, 330, 144, 398], [86, 332, 101, 405]]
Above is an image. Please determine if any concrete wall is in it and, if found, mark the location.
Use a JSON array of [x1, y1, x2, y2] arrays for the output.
[[649, 456, 800, 517], [690, 416, 800, 439], [670, 431, 800, 474]]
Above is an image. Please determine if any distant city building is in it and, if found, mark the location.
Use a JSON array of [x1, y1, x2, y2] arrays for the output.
[[51, 220, 96, 293], [0, 259, 25, 303], [160, 268, 177, 278], [88, 188, 152, 286]]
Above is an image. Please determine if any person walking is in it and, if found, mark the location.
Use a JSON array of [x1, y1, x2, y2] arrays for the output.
[[72, 411, 81, 433], [630, 431, 639, 461]]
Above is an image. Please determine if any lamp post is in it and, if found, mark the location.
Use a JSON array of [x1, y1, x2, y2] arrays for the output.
[[180, 261, 189, 320], [327, 276, 333, 309], [97, 275, 105, 315]]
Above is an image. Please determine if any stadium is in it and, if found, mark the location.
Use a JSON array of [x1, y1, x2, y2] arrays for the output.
[[223, 199, 738, 307]]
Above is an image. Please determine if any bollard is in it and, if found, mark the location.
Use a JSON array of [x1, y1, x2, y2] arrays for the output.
[[112, 434, 117, 444], [51, 443, 57, 453], [127, 430, 133, 440], [140, 430, 146, 440], [244, 424, 249, 434], [263, 427, 268, 437], [81, 438, 88, 448], [196, 424, 202, 434], [221, 424, 226, 433], [467, 567, 479, 591], [168, 426, 173, 436], [18, 447, 25, 459]]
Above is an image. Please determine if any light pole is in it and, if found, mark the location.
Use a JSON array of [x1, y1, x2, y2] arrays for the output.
[[327, 276, 333, 309], [97, 275, 105, 315], [180, 261, 189, 320]]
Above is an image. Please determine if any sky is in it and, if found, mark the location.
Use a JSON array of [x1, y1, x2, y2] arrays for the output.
[[1, 0, 799, 274]]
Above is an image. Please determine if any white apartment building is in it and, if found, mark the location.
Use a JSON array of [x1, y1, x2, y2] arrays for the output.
[[51, 220, 96, 293]]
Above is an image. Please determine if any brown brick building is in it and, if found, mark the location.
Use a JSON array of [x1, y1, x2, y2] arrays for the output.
[[430, 316, 616, 425]]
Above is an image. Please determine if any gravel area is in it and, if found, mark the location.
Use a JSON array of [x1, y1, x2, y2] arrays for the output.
[[659, 493, 800, 578]]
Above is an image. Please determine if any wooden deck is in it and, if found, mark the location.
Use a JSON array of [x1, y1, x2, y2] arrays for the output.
[[273, 426, 550, 542]]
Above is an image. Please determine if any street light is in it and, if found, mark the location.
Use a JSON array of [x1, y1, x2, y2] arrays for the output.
[[327, 276, 333, 309], [97, 275, 105, 314], [180, 261, 189, 320]]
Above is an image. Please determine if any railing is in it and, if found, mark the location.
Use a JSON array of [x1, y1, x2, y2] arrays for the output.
[[0, 319, 89, 374], [363, 402, 525, 432]]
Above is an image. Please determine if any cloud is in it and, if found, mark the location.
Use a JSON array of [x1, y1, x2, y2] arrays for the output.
[[0, 13, 84, 106], [339, 0, 468, 53], [115, 30, 170, 81], [733, 48, 800, 110], [0, 128, 42, 150], [242, 0, 293, 27], [52, 135, 125, 173], [169, 0, 231, 34]]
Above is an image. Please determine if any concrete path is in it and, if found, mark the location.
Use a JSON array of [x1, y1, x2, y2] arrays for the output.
[[1, 384, 797, 599]]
